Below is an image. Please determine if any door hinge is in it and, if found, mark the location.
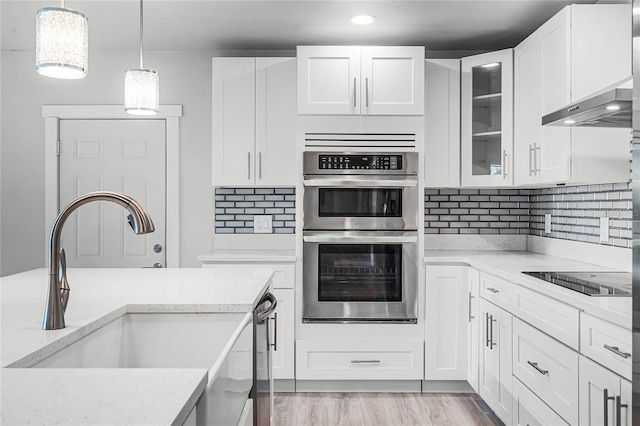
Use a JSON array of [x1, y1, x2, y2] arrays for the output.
[[56, 140, 60, 156]]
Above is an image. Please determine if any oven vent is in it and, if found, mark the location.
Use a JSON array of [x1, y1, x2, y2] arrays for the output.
[[304, 133, 416, 149]]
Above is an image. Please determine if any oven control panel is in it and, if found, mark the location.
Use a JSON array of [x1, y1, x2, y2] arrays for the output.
[[318, 154, 403, 170]]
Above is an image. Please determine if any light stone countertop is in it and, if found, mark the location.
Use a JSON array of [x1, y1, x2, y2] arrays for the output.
[[1, 369, 208, 426], [197, 249, 297, 263], [0, 267, 274, 425], [424, 250, 631, 328]]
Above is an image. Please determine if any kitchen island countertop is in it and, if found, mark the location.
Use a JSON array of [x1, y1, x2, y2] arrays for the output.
[[1, 267, 274, 425]]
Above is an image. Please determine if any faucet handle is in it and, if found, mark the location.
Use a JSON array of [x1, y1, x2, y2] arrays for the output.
[[59, 248, 70, 312]]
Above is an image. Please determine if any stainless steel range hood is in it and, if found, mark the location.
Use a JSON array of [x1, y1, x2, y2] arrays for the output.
[[541, 87, 632, 128]]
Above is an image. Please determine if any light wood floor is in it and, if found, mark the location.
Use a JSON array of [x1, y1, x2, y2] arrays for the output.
[[273, 393, 502, 426]]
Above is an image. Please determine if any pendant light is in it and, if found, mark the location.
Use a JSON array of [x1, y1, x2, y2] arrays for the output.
[[35, 0, 88, 79], [124, 0, 159, 115]]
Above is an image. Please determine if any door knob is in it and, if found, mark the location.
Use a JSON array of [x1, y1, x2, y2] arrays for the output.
[[153, 244, 162, 253]]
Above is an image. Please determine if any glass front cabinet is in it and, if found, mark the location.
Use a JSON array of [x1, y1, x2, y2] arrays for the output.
[[461, 49, 513, 187]]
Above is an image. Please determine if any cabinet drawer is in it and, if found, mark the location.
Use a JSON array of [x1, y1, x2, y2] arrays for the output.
[[513, 285, 579, 350], [580, 313, 631, 380], [480, 273, 514, 311], [513, 318, 579, 425], [202, 263, 294, 289], [296, 340, 423, 380], [513, 377, 569, 426]]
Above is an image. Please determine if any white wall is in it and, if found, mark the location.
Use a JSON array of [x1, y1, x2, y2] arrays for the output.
[[0, 49, 226, 275]]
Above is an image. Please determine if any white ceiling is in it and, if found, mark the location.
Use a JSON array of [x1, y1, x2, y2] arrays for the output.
[[1, 0, 629, 54]]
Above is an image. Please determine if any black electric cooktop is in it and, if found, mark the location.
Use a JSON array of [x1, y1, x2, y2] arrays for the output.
[[522, 271, 632, 296]]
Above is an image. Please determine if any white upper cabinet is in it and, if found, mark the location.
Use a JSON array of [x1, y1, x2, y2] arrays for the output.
[[461, 49, 514, 187], [212, 57, 297, 187], [569, 5, 631, 106], [514, 5, 631, 187], [297, 46, 424, 115], [514, 11, 571, 186], [424, 59, 461, 188], [540, 4, 630, 114]]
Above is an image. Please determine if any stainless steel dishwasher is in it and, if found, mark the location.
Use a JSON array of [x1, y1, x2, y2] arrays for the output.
[[253, 292, 277, 425]]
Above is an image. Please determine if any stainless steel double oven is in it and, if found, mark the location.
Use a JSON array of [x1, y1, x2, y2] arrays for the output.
[[302, 152, 419, 323]]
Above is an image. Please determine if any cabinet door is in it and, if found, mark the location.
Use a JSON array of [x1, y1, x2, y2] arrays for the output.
[[271, 288, 294, 380], [619, 379, 631, 426], [297, 46, 360, 115], [571, 5, 631, 103], [425, 59, 460, 188], [493, 305, 513, 426], [514, 36, 541, 186], [360, 46, 424, 115], [212, 58, 256, 186], [461, 49, 513, 187], [579, 356, 620, 426], [541, 7, 570, 116], [467, 268, 480, 392], [478, 298, 496, 408], [514, 14, 571, 187], [425, 266, 467, 380], [255, 58, 297, 186]]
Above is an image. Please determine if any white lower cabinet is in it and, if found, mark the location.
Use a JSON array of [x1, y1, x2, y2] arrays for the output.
[[467, 268, 480, 392], [201, 262, 295, 381], [513, 377, 569, 426], [579, 356, 631, 426], [272, 289, 294, 380], [580, 313, 632, 380], [512, 284, 579, 350], [425, 265, 468, 380], [295, 340, 423, 380], [512, 318, 578, 425], [479, 298, 513, 426]]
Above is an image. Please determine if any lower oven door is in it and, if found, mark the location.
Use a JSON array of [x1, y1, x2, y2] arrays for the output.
[[302, 230, 418, 323]]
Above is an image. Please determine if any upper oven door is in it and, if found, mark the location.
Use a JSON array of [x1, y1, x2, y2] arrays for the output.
[[303, 175, 419, 230]]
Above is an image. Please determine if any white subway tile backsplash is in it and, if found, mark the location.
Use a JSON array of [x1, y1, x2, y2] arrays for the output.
[[215, 187, 296, 234], [424, 183, 631, 248]]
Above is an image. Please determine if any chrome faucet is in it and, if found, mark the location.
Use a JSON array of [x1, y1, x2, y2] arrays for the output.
[[43, 191, 155, 330]]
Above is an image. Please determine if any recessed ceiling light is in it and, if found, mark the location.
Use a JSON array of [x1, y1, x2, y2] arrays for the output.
[[480, 62, 500, 68], [350, 15, 376, 25], [564, 120, 576, 125], [606, 105, 621, 111]]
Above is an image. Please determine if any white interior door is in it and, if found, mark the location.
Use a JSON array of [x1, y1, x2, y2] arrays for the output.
[[59, 119, 166, 268]]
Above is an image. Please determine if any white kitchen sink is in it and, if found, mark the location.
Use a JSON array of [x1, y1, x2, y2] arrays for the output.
[[30, 312, 255, 425], [31, 312, 251, 369]]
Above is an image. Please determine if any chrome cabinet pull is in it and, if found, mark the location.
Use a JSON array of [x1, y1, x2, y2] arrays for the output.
[[503, 150, 508, 179], [485, 313, 490, 347], [247, 152, 251, 180], [353, 77, 357, 108], [468, 293, 475, 323], [528, 144, 534, 176], [351, 359, 380, 364], [365, 77, 369, 108], [486, 287, 499, 294], [270, 312, 278, 352], [604, 344, 631, 359], [490, 315, 496, 348], [535, 144, 541, 174], [258, 151, 262, 180], [616, 395, 628, 426], [604, 389, 615, 426], [527, 361, 549, 375]]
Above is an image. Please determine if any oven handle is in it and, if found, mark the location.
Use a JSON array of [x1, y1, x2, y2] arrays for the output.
[[303, 235, 418, 243], [303, 179, 418, 187]]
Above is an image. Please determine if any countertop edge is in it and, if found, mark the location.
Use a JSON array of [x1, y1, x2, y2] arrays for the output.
[[423, 251, 631, 329]]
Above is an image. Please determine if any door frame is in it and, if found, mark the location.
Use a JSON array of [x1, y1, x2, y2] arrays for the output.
[[43, 105, 182, 267]]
